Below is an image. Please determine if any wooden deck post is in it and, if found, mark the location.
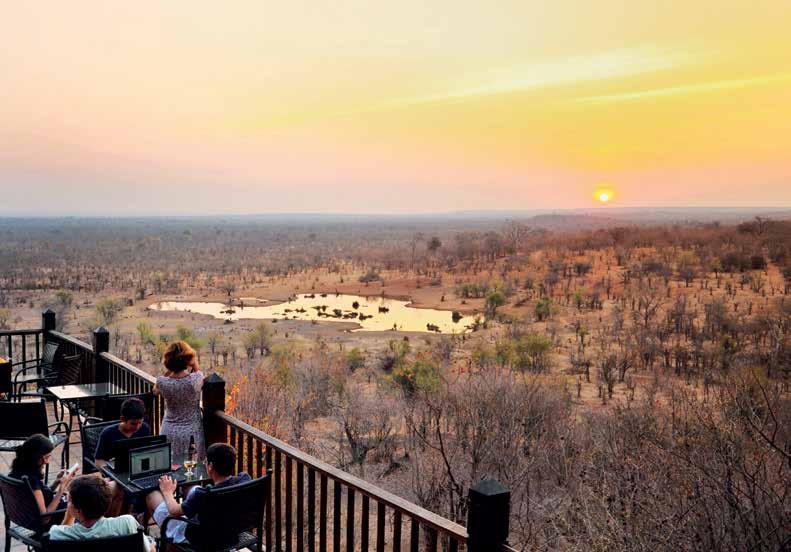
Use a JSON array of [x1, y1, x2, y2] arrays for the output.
[[92, 326, 110, 384], [202, 373, 227, 446], [42, 309, 56, 334], [467, 478, 510, 552]]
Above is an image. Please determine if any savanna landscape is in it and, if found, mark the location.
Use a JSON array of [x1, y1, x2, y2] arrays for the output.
[[2, 212, 789, 550], [4, 2, 791, 550]]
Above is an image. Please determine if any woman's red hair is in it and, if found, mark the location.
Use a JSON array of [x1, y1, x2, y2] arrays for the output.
[[162, 340, 196, 373]]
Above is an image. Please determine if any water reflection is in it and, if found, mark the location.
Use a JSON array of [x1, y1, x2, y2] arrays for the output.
[[149, 294, 475, 334]]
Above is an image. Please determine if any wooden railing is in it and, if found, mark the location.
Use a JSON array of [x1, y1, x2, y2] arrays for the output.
[[1, 328, 44, 369], [5, 311, 513, 552], [101, 351, 164, 434], [213, 410, 468, 552], [48, 330, 95, 383], [47, 325, 165, 434]]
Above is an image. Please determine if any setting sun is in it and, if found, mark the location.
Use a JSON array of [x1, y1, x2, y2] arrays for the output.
[[593, 186, 615, 204]]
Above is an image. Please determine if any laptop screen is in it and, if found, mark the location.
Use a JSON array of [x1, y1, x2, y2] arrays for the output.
[[130, 443, 171, 478], [111, 435, 167, 472]]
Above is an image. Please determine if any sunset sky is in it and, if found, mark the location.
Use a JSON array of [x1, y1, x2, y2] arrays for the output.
[[1, 1, 791, 215]]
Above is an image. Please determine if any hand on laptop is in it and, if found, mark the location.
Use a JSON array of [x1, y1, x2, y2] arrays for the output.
[[159, 475, 177, 497]]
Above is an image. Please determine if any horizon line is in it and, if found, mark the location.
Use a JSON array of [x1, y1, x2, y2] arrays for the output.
[[1, 205, 791, 220]]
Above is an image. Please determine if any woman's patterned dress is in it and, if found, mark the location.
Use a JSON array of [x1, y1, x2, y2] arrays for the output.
[[157, 371, 206, 461]]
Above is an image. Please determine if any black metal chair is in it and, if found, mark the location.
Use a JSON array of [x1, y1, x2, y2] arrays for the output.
[[158, 472, 271, 552], [41, 527, 147, 551], [14, 353, 83, 425], [17, 352, 82, 394], [64, 391, 154, 449], [0, 400, 70, 473], [96, 392, 155, 424], [11, 341, 62, 397], [79, 418, 119, 474], [0, 474, 67, 552]]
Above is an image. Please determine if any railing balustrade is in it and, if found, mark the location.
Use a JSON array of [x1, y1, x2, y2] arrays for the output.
[[212, 409, 468, 552], [2, 311, 513, 552], [48, 330, 95, 384], [0, 328, 43, 370]]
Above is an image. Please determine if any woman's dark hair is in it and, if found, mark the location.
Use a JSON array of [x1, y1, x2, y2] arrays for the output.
[[11, 434, 54, 476], [68, 475, 110, 520], [206, 443, 236, 476], [120, 397, 146, 420], [162, 340, 196, 373]]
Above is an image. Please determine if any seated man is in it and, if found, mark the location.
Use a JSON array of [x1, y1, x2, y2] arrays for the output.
[[146, 443, 250, 544], [94, 398, 151, 468], [94, 398, 150, 515], [49, 475, 155, 552]]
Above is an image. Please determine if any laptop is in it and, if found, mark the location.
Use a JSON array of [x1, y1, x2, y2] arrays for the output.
[[128, 442, 186, 491], [110, 435, 167, 473]]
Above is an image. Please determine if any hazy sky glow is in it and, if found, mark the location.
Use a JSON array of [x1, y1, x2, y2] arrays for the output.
[[2, 1, 790, 214]]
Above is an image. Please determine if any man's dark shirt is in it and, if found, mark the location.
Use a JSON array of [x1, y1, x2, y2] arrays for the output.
[[181, 472, 252, 519], [94, 422, 150, 462], [181, 472, 252, 544]]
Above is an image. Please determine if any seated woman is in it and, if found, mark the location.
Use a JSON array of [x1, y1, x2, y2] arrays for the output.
[[8, 434, 78, 521], [154, 341, 205, 462]]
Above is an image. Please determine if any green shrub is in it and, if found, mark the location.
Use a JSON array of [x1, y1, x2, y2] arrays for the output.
[[346, 348, 366, 372], [393, 358, 440, 395]]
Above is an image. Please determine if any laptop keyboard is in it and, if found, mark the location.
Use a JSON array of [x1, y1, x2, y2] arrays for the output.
[[131, 472, 185, 490]]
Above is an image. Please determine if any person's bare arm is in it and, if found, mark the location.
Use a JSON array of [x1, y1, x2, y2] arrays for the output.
[[94, 458, 108, 469], [46, 469, 78, 512], [32, 489, 48, 514], [189, 359, 203, 389], [158, 476, 184, 517], [62, 501, 76, 525]]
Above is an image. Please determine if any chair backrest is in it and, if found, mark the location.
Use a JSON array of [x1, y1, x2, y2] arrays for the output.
[[37, 341, 65, 381], [41, 341, 62, 368], [186, 472, 271, 551], [80, 419, 119, 473], [98, 392, 155, 424], [54, 354, 82, 386], [0, 474, 47, 533], [0, 400, 50, 440], [42, 527, 146, 551]]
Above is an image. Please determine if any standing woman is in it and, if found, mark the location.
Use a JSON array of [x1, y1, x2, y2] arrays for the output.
[[154, 341, 205, 461]]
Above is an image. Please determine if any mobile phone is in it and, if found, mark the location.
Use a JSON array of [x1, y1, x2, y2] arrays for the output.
[[66, 463, 79, 476]]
